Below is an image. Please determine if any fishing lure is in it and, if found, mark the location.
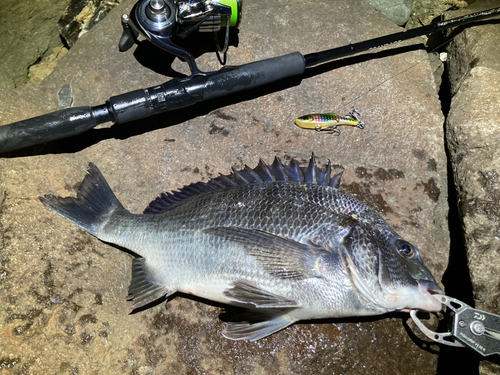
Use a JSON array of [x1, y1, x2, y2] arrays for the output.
[[295, 109, 365, 134]]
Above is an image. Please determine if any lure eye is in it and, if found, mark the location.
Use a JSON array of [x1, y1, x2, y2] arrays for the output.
[[396, 240, 415, 259]]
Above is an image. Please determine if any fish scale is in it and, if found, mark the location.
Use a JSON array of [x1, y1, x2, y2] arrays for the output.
[[40, 155, 443, 341]]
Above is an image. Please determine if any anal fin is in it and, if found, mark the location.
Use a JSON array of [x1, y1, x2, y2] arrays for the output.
[[128, 258, 174, 311], [223, 315, 296, 341]]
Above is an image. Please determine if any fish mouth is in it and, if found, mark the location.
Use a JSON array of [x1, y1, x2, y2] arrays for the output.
[[340, 239, 444, 313], [400, 280, 443, 312]]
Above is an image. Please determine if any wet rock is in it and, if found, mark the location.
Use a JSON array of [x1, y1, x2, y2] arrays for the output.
[[0, 356, 20, 370], [58, 83, 74, 108], [444, 1, 500, 373], [366, 0, 413, 25], [59, 0, 121, 48], [0, 0, 449, 373], [406, 0, 468, 30]]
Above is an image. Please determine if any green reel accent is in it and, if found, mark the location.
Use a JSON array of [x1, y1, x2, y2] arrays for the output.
[[219, 0, 242, 28]]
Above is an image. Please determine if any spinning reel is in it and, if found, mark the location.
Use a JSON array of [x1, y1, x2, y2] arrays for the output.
[[119, 0, 242, 76]]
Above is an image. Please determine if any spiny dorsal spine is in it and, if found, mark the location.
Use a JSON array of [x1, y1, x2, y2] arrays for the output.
[[143, 154, 343, 214]]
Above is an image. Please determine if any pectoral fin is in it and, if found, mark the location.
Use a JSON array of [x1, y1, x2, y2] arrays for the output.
[[223, 314, 296, 341], [224, 280, 300, 308], [204, 227, 326, 280]]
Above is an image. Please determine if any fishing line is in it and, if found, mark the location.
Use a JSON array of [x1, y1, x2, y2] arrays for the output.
[[342, 23, 475, 108]]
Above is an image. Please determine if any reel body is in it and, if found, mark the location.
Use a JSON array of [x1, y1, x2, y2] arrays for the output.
[[119, 0, 242, 76]]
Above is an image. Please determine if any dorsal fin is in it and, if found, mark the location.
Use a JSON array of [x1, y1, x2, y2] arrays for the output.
[[143, 154, 344, 214]]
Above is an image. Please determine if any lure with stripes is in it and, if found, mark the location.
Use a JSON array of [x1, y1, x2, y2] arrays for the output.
[[295, 109, 365, 133]]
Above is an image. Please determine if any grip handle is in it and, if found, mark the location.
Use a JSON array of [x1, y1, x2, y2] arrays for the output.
[[0, 52, 306, 154], [0, 106, 109, 154], [184, 52, 306, 100]]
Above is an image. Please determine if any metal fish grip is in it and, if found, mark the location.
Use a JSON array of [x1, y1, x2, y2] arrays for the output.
[[411, 295, 500, 357]]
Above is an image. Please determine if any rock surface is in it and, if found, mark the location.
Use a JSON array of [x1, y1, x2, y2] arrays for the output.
[[0, 0, 451, 373], [28, 47, 69, 85], [0, 0, 69, 89], [444, 0, 500, 373], [0, 0, 120, 89], [406, 0, 468, 30], [367, 0, 413, 25], [59, 0, 121, 48]]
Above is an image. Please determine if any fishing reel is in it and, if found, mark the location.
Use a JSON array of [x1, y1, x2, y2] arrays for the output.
[[119, 0, 242, 77]]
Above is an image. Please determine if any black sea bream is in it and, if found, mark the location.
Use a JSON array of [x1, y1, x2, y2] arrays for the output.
[[40, 156, 442, 341]]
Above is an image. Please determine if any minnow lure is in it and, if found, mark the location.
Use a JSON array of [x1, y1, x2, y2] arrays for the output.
[[295, 109, 365, 134]]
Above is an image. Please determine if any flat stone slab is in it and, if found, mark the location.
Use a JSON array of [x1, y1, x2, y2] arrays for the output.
[[0, 0, 449, 373]]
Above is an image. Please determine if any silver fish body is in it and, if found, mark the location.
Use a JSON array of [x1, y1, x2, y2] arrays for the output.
[[40, 156, 442, 340]]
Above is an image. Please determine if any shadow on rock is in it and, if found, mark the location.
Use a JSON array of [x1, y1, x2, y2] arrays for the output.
[[133, 29, 240, 77]]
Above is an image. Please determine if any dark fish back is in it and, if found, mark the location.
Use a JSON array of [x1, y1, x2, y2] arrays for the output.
[[152, 179, 377, 249]]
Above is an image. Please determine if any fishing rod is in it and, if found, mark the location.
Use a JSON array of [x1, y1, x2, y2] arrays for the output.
[[0, 1, 499, 154]]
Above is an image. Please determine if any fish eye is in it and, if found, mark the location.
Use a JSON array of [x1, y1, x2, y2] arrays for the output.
[[396, 240, 415, 259]]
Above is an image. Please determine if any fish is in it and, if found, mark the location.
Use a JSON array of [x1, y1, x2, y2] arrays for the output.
[[39, 155, 442, 341]]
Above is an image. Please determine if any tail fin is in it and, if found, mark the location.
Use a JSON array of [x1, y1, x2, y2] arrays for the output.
[[39, 163, 124, 236]]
